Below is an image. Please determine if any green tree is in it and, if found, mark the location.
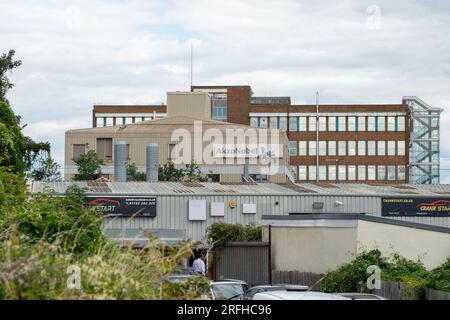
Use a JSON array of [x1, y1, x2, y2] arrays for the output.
[[0, 50, 22, 100], [126, 163, 146, 181], [29, 156, 61, 181], [158, 160, 206, 182], [183, 161, 207, 182], [74, 150, 104, 181]]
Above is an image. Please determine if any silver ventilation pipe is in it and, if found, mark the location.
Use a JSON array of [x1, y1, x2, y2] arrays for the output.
[[114, 140, 127, 182], [146, 143, 159, 182]]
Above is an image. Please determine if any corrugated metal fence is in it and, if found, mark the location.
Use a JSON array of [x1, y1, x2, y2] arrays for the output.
[[214, 242, 270, 286]]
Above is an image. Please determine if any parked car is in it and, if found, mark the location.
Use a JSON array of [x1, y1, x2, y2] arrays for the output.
[[209, 279, 250, 300], [252, 290, 350, 300], [337, 293, 387, 300], [244, 284, 309, 300]]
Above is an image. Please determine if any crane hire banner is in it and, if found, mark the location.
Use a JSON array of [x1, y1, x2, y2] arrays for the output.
[[381, 197, 450, 217], [86, 196, 157, 217]]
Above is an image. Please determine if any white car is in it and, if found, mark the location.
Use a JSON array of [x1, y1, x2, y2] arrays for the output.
[[209, 279, 250, 300], [252, 290, 350, 300]]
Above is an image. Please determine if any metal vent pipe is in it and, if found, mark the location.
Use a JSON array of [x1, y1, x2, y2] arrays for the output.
[[114, 140, 127, 182], [146, 143, 159, 182]]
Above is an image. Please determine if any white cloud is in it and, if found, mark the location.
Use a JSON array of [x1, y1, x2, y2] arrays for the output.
[[1, 0, 450, 181]]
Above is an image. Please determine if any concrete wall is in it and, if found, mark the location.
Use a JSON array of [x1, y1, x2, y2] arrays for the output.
[[268, 226, 357, 274], [357, 220, 450, 269], [167, 92, 211, 120]]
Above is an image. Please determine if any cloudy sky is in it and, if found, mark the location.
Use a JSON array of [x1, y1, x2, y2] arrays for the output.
[[1, 0, 450, 181]]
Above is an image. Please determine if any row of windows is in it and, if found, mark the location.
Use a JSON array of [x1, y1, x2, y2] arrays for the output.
[[288, 140, 406, 157], [250, 115, 406, 132], [291, 165, 406, 181], [95, 116, 160, 127]]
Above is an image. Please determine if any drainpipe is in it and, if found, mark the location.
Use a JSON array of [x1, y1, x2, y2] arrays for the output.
[[316, 91, 319, 183]]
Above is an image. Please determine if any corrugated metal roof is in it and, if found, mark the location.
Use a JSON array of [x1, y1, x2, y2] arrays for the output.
[[30, 181, 450, 196]]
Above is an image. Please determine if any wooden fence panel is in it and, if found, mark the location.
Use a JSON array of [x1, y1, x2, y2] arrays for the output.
[[271, 271, 323, 290]]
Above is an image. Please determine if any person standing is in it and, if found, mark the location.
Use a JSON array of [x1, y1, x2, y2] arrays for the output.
[[192, 250, 206, 276]]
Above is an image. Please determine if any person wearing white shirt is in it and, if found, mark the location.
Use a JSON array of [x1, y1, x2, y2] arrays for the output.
[[192, 252, 206, 276]]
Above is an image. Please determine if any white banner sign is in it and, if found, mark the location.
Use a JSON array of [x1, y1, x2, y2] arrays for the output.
[[212, 144, 282, 158]]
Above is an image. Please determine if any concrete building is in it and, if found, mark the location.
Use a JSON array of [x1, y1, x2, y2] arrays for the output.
[[65, 115, 290, 182], [91, 85, 442, 184]]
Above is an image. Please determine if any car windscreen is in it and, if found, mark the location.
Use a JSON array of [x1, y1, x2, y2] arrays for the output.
[[211, 284, 245, 300]]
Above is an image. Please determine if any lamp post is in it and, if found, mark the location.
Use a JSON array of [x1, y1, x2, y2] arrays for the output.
[[325, 158, 343, 183]]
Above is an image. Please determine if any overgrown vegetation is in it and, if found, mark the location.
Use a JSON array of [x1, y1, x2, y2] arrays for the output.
[[206, 222, 262, 247], [158, 161, 207, 182], [126, 163, 146, 181], [321, 249, 449, 297], [73, 150, 104, 181]]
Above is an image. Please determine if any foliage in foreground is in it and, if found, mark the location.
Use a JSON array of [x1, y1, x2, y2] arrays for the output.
[[0, 167, 209, 299], [321, 249, 449, 296], [206, 222, 262, 247]]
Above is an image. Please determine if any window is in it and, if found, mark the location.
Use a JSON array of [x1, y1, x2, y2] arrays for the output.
[[96, 138, 112, 160], [358, 141, 366, 156], [348, 141, 356, 156], [319, 141, 327, 156], [388, 165, 396, 180], [319, 117, 327, 131], [398, 141, 405, 156], [318, 166, 327, 181], [338, 117, 346, 131], [212, 106, 227, 121], [358, 117, 366, 131], [309, 141, 317, 156], [270, 117, 278, 129], [298, 166, 307, 181], [96, 118, 104, 127], [377, 116, 385, 131], [106, 117, 114, 126], [125, 117, 133, 124], [308, 116, 316, 131], [328, 141, 336, 156], [289, 166, 297, 181], [358, 166, 366, 181], [73, 144, 86, 160], [328, 116, 336, 131], [289, 117, 297, 131], [387, 117, 396, 131], [299, 117, 307, 132], [338, 141, 346, 156], [368, 117, 376, 131], [299, 141, 307, 156], [348, 117, 356, 131], [308, 166, 317, 181], [378, 166, 386, 180], [259, 117, 268, 128], [377, 141, 385, 156], [387, 141, 396, 156], [167, 144, 176, 160], [397, 116, 405, 131], [279, 117, 287, 131], [289, 141, 298, 156], [368, 141, 376, 156], [338, 166, 346, 181], [328, 165, 336, 181], [368, 166, 376, 181], [250, 117, 258, 127], [398, 165, 406, 180], [348, 166, 356, 180]]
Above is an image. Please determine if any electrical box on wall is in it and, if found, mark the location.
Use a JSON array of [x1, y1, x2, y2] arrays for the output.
[[242, 203, 257, 214], [188, 200, 207, 221], [210, 202, 225, 217]]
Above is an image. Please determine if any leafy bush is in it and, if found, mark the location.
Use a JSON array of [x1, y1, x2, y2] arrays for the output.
[[73, 150, 104, 181], [426, 259, 450, 292], [206, 222, 262, 247], [321, 250, 430, 295], [127, 163, 146, 181]]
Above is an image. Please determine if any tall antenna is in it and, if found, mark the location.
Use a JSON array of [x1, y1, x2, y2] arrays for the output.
[[190, 44, 193, 90]]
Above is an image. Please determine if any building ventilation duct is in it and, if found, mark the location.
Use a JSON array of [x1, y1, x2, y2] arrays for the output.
[[146, 143, 159, 182], [114, 141, 127, 182]]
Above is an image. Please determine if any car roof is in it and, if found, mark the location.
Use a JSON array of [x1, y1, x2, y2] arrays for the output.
[[338, 293, 387, 300], [253, 291, 350, 300], [211, 279, 248, 284]]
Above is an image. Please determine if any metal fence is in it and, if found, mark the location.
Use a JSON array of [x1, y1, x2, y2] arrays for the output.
[[213, 242, 270, 286]]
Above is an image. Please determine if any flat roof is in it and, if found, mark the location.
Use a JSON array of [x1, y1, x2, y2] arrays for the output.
[[30, 181, 450, 197]]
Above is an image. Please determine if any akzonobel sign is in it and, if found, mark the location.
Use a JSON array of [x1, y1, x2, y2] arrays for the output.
[[212, 144, 283, 158]]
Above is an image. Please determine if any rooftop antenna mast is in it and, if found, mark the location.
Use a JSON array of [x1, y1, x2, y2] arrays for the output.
[[190, 43, 193, 90]]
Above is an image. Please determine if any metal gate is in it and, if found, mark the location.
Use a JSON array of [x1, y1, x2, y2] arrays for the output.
[[213, 242, 270, 286]]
